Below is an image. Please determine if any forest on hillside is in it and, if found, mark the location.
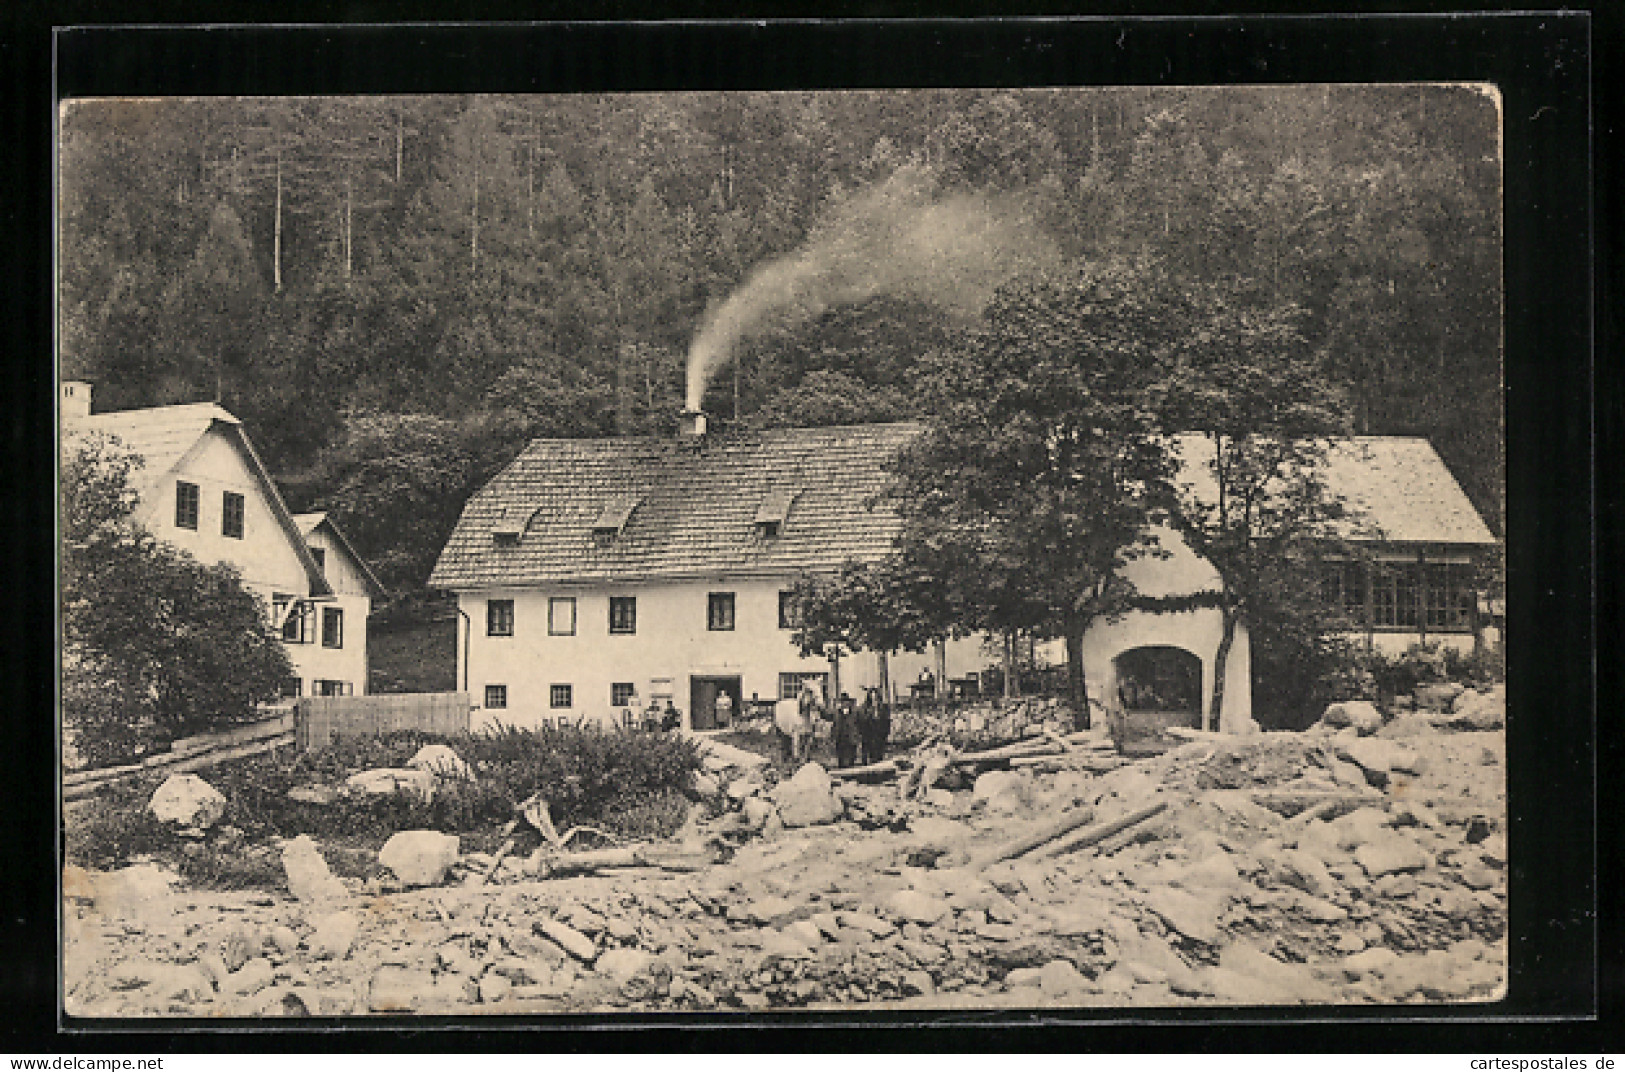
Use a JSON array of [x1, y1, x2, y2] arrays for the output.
[[58, 87, 1503, 593]]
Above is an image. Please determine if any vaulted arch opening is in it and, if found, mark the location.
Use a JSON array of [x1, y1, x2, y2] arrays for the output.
[[1112, 645, 1203, 727]]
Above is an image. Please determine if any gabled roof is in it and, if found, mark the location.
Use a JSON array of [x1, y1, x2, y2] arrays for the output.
[[429, 423, 1497, 591], [1170, 435, 1498, 546], [292, 512, 388, 598], [429, 423, 921, 589], [63, 402, 332, 597]]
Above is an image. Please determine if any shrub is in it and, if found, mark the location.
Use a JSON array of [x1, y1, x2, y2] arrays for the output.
[[63, 722, 705, 888]]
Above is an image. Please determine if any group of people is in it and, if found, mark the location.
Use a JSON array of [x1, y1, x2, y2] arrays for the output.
[[623, 695, 683, 733], [774, 681, 891, 769]]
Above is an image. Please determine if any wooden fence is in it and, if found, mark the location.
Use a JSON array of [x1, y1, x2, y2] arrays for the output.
[[62, 709, 295, 802], [296, 692, 471, 751]]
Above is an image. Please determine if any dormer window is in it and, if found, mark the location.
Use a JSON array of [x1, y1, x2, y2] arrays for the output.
[[492, 504, 537, 547], [591, 494, 642, 539], [754, 487, 800, 539]]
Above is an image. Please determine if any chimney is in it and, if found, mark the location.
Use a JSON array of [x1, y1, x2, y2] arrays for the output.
[[61, 380, 92, 420], [679, 410, 707, 438]]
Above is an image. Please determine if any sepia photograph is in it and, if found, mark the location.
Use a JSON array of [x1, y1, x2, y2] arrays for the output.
[[57, 83, 1510, 1020]]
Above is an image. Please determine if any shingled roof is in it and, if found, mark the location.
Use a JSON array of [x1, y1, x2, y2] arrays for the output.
[[429, 423, 921, 589], [429, 424, 1496, 591]]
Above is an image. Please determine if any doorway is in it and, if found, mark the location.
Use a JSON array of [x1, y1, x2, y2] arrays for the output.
[[689, 675, 743, 731]]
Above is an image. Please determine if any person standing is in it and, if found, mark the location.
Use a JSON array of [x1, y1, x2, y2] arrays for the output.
[[832, 691, 858, 768], [858, 687, 892, 765], [713, 689, 734, 728]]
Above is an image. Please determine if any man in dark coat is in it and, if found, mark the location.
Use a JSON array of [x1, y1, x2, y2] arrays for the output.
[[858, 687, 892, 765], [832, 691, 859, 768]]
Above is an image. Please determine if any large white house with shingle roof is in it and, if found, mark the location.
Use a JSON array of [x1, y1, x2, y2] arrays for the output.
[[430, 421, 1498, 734], [61, 382, 382, 699]]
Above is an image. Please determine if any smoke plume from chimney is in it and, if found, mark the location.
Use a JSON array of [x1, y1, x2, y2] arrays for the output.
[[684, 166, 1060, 412]]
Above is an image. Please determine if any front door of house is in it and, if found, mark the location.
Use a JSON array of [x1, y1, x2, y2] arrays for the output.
[[690, 675, 742, 731]]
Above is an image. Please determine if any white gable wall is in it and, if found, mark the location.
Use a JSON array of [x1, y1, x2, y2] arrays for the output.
[[135, 426, 311, 602]]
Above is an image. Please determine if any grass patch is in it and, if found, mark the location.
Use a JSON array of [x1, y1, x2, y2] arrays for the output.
[[64, 723, 703, 889]]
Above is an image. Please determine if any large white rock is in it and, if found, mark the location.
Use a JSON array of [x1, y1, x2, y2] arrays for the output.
[[345, 767, 436, 803], [96, 863, 179, 923], [308, 910, 360, 960], [1354, 832, 1431, 878], [148, 774, 227, 828], [770, 762, 843, 828], [1321, 701, 1384, 735], [407, 744, 473, 781], [378, 830, 460, 886], [1450, 684, 1506, 729], [280, 835, 349, 903]]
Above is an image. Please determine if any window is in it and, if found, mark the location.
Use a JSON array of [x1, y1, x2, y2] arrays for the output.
[[222, 491, 245, 539], [549, 597, 576, 636], [175, 481, 199, 530], [1370, 562, 1422, 629], [611, 682, 637, 707], [778, 590, 801, 630], [309, 547, 326, 576], [780, 672, 827, 701], [550, 684, 573, 709], [485, 684, 508, 709], [708, 592, 736, 631], [280, 601, 312, 644], [1321, 562, 1366, 627], [487, 599, 515, 637], [609, 596, 637, 635], [1423, 562, 1475, 632], [313, 679, 352, 697], [322, 607, 344, 649]]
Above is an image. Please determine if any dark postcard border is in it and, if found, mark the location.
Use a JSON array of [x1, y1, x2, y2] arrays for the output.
[[7, 11, 1598, 1052]]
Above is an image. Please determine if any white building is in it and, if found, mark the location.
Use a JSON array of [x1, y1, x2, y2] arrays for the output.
[[429, 421, 1497, 735], [61, 382, 382, 699]]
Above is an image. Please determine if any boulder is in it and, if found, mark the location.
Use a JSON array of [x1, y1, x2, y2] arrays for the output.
[[308, 910, 360, 960], [368, 965, 433, 1012], [268, 925, 301, 956], [280, 836, 349, 903], [1336, 738, 1425, 778], [1269, 849, 1338, 900], [378, 830, 460, 886], [1321, 700, 1384, 735], [407, 744, 473, 781], [344, 767, 437, 803], [594, 947, 655, 983], [147, 774, 227, 828], [782, 920, 825, 949], [286, 784, 342, 805], [740, 796, 778, 832], [478, 972, 513, 1004], [972, 769, 1030, 812], [756, 929, 813, 961], [1378, 715, 1440, 739], [147, 963, 215, 1003], [1140, 887, 1225, 945], [1039, 958, 1089, 997], [1449, 685, 1506, 729], [223, 957, 275, 997], [887, 889, 951, 927], [900, 970, 936, 997], [535, 918, 597, 964], [97, 863, 179, 923], [1412, 682, 1465, 712], [687, 770, 722, 801], [770, 763, 843, 828], [1354, 833, 1431, 878]]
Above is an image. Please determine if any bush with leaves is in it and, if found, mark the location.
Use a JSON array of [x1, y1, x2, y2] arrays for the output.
[[61, 435, 294, 768], [65, 722, 704, 888]]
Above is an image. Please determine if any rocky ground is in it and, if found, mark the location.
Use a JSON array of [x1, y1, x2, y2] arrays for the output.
[[62, 688, 1507, 1018]]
